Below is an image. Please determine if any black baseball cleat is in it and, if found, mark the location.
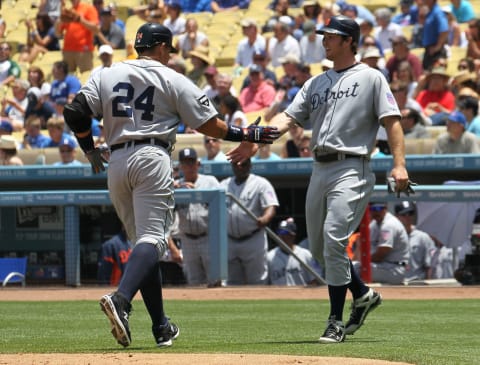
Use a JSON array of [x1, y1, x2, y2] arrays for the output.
[[318, 316, 345, 343], [99, 292, 132, 347], [345, 288, 382, 335], [153, 321, 180, 347]]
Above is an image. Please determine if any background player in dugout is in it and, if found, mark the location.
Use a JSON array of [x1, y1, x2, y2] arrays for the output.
[[63, 22, 279, 349], [229, 15, 410, 343]]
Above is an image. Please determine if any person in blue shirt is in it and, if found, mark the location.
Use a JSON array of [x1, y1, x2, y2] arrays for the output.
[[52, 137, 83, 166], [180, 0, 211, 12], [46, 116, 77, 148], [49, 61, 81, 117], [22, 115, 51, 149], [459, 95, 480, 137], [421, 0, 449, 70], [450, 0, 476, 23]]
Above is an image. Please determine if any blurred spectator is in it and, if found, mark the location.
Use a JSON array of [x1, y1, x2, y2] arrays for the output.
[[46, 117, 76, 147], [299, 20, 326, 64], [267, 217, 321, 286], [393, 61, 419, 99], [0, 120, 13, 136], [1, 79, 30, 131], [252, 144, 282, 161], [466, 19, 480, 71], [97, 225, 132, 286], [202, 136, 228, 161], [449, 0, 476, 23], [0, 42, 21, 87], [49, 61, 82, 116], [210, 0, 250, 12], [392, 0, 415, 25], [163, 1, 186, 36], [277, 53, 301, 90], [400, 108, 431, 138], [267, 19, 301, 67], [458, 96, 480, 137], [240, 50, 277, 90], [410, 4, 429, 49], [450, 70, 478, 96], [281, 123, 304, 158], [53, 137, 83, 166], [130, 0, 166, 23], [27, 66, 51, 100], [298, 135, 312, 157], [235, 18, 266, 69], [220, 95, 248, 127], [220, 159, 279, 285], [319, 2, 340, 26], [457, 57, 476, 73], [24, 87, 55, 128], [211, 73, 236, 114], [360, 47, 389, 80], [89, 44, 114, 80], [414, 67, 455, 125], [430, 236, 454, 279], [386, 35, 423, 82], [20, 13, 60, 64], [0, 135, 23, 166], [433, 110, 480, 153], [373, 7, 404, 52], [302, 1, 322, 23], [339, 1, 376, 25], [54, 0, 99, 73], [394, 201, 435, 281], [22, 115, 52, 149], [167, 55, 187, 75], [358, 33, 384, 58], [0, 16, 5, 39], [180, 0, 212, 13], [174, 147, 220, 286], [187, 46, 214, 89], [175, 18, 209, 59], [269, 0, 303, 9], [94, 6, 126, 49], [263, 1, 294, 33], [442, 6, 465, 47], [421, 0, 449, 71], [202, 66, 219, 99], [239, 64, 276, 113], [39, 0, 62, 21]]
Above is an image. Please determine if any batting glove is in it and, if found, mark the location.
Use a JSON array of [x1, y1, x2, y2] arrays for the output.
[[244, 117, 281, 144], [387, 177, 417, 197], [85, 147, 108, 174]]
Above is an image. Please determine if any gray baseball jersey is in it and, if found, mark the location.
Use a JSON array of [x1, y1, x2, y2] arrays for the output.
[[79, 59, 218, 253], [406, 228, 435, 280], [285, 63, 400, 156], [81, 59, 218, 148], [267, 246, 320, 286]]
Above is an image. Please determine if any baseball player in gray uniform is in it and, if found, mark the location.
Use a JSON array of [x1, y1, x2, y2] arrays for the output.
[[174, 147, 220, 286], [395, 201, 435, 281], [220, 158, 279, 285], [231, 16, 409, 343], [267, 218, 322, 286], [62, 23, 279, 348], [367, 202, 410, 284]]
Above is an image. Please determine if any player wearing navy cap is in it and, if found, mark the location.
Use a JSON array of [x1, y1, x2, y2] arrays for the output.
[[232, 15, 410, 343]]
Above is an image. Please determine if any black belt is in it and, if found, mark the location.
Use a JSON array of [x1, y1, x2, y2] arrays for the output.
[[110, 138, 170, 152], [184, 232, 207, 239], [314, 153, 364, 163], [229, 229, 260, 241]]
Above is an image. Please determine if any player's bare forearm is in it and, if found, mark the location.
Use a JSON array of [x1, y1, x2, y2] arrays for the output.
[[269, 112, 297, 135], [257, 206, 276, 227], [384, 116, 409, 188]]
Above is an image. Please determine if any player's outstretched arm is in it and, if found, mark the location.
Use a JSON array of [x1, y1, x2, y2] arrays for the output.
[[383, 115, 409, 191]]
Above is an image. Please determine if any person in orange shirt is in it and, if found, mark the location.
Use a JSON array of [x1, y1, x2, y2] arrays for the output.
[[54, 0, 99, 73]]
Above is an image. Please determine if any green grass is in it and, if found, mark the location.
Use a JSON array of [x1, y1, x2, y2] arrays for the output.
[[0, 299, 479, 365]]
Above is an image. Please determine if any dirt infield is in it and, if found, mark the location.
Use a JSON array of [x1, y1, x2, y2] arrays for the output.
[[2, 285, 479, 365]]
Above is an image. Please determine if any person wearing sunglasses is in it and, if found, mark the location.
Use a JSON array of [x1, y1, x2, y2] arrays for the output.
[[201, 136, 228, 161]]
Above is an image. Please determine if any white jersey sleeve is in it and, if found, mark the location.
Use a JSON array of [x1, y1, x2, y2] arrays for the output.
[[80, 59, 219, 147]]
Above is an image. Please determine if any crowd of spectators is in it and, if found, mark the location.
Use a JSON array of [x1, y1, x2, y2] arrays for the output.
[[0, 0, 478, 285]]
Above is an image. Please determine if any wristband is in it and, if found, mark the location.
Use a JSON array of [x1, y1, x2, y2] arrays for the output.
[[224, 124, 245, 142], [76, 133, 95, 152]]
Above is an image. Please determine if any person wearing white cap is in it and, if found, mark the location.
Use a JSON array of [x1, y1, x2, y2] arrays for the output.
[[1, 79, 30, 130], [89, 44, 114, 81], [234, 18, 266, 68]]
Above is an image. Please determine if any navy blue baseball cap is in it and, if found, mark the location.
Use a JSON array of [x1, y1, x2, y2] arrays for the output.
[[179, 148, 198, 161], [317, 15, 360, 44], [447, 110, 467, 127]]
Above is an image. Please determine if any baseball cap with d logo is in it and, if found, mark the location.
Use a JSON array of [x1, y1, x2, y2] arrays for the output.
[[316, 15, 360, 44]]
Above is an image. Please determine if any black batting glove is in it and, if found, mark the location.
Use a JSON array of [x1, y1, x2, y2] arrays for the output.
[[85, 147, 108, 174], [387, 177, 418, 198]]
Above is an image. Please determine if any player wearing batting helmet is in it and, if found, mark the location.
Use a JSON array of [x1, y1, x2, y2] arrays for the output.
[[232, 15, 409, 343], [63, 22, 280, 348]]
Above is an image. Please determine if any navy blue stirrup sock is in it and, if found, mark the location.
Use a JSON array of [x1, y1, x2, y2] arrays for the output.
[[117, 243, 159, 302], [140, 262, 167, 327], [348, 260, 369, 299], [328, 284, 348, 322]]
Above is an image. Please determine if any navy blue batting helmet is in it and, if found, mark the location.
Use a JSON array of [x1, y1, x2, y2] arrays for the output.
[[134, 23, 178, 53]]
